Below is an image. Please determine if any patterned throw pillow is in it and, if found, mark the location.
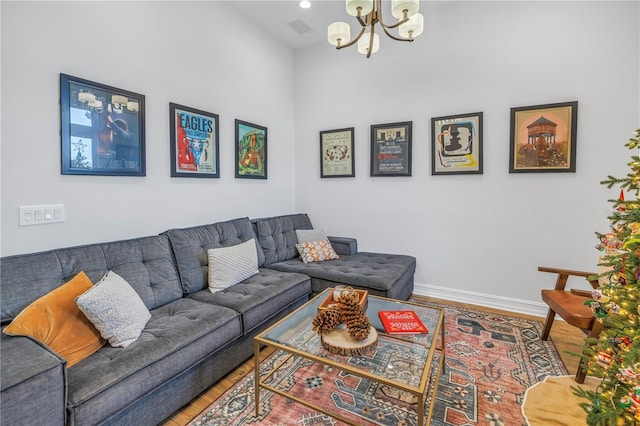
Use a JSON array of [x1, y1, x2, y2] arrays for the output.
[[208, 238, 259, 293], [295, 240, 339, 263], [76, 271, 151, 348]]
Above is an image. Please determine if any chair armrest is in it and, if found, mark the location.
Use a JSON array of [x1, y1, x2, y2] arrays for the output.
[[328, 236, 357, 256], [538, 266, 598, 291], [570, 288, 594, 298]]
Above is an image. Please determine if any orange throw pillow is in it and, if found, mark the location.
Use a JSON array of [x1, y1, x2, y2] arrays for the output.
[[3, 271, 105, 367]]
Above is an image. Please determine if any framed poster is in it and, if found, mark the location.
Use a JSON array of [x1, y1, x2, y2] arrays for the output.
[[60, 74, 145, 176], [235, 119, 267, 179], [320, 127, 355, 178], [370, 121, 412, 177], [509, 101, 578, 173], [169, 103, 219, 178], [431, 112, 483, 175]]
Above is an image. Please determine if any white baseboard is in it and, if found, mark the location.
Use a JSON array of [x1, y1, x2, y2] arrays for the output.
[[413, 283, 549, 318]]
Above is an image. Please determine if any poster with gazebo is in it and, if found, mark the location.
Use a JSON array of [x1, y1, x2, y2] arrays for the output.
[[509, 101, 578, 173]]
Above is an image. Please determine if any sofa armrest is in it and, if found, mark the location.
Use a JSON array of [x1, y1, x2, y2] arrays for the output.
[[1, 332, 67, 425], [328, 236, 358, 256]]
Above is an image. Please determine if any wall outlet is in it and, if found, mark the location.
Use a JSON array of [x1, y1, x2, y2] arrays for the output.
[[19, 204, 65, 226]]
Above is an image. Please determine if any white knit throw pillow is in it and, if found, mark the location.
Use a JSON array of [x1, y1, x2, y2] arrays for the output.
[[76, 271, 151, 348]]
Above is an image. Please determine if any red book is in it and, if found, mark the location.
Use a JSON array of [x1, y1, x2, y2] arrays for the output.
[[378, 310, 429, 334]]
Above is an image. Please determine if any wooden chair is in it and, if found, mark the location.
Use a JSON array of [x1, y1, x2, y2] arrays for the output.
[[539, 266, 603, 383]]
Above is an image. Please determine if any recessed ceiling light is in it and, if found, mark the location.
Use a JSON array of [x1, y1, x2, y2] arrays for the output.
[[299, 1, 311, 9]]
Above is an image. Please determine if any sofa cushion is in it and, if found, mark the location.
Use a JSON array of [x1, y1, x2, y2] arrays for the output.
[[76, 271, 151, 348], [253, 213, 313, 267], [187, 268, 311, 334], [3, 271, 105, 367], [267, 252, 416, 299], [1, 251, 68, 324], [0, 236, 182, 325], [208, 239, 259, 292], [165, 217, 265, 294], [65, 298, 241, 426]]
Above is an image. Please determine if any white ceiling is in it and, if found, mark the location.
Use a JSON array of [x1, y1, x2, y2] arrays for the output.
[[227, 1, 345, 50]]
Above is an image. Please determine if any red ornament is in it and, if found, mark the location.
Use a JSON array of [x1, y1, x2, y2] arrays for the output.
[[597, 349, 614, 367], [619, 189, 626, 211]]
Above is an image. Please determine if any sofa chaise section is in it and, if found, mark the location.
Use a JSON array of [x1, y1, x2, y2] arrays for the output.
[[265, 252, 416, 301], [252, 214, 416, 300]]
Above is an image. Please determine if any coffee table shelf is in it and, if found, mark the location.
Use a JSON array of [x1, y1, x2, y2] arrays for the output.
[[254, 289, 445, 426]]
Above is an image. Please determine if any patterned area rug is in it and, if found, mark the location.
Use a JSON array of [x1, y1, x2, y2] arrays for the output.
[[189, 300, 567, 426]]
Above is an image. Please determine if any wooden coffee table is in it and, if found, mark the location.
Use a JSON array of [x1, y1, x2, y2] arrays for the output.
[[254, 288, 445, 425]]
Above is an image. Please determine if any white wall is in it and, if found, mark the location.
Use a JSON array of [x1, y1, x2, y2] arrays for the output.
[[294, 1, 640, 311], [1, 1, 297, 256], [2, 1, 638, 313]]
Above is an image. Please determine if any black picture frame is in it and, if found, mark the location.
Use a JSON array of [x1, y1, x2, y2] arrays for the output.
[[320, 127, 355, 178], [169, 103, 220, 178], [431, 112, 483, 175], [509, 101, 578, 173], [60, 73, 145, 176], [235, 119, 267, 179], [370, 121, 412, 177]]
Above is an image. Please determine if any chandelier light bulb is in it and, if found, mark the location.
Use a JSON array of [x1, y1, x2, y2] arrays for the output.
[[328, 22, 351, 47], [399, 12, 424, 39], [357, 33, 379, 55], [391, 0, 419, 19], [346, 0, 373, 17], [299, 0, 311, 9]]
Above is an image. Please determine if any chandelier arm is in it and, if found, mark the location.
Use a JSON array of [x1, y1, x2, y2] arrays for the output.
[[337, 25, 367, 50], [356, 8, 374, 29], [366, 24, 375, 58], [380, 16, 409, 30], [380, 24, 413, 42]]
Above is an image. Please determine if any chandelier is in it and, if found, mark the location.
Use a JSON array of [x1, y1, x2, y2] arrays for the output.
[[327, 0, 424, 58]]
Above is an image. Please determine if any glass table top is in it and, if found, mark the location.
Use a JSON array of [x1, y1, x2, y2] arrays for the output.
[[256, 288, 444, 391]]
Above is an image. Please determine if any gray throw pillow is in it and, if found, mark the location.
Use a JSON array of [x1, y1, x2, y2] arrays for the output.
[[295, 228, 328, 244], [76, 271, 151, 348], [208, 238, 259, 293]]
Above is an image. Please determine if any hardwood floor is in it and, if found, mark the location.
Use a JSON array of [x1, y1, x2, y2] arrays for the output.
[[161, 296, 586, 426]]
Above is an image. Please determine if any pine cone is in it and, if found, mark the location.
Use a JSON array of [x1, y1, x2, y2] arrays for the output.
[[349, 321, 371, 340], [312, 306, 342, 334], [339, 291, 370, 341]]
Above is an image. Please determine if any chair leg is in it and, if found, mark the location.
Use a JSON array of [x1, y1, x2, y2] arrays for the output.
[[575, 321, 605, 384], [575, 359, 587, 384], [541, 309, 556, 340]]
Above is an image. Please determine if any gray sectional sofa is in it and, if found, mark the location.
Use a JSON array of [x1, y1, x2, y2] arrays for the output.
[[0, 213, 415, 425]]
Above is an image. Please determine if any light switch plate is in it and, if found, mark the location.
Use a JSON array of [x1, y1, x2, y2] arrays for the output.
[[19, 204, 65, 226]]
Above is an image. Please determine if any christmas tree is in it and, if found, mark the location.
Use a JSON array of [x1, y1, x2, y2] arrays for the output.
[[573, 129, 640, 425]]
